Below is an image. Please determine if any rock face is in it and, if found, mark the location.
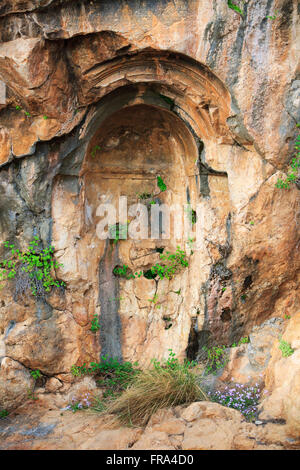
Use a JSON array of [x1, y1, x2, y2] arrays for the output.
[[0, 0, 299, 436]]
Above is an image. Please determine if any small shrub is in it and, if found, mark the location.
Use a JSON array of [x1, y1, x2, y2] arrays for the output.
[[91, 145, 100, 158], [113, 265, 134, 279], [108, 223, 128, 244], [113, 265, 143, 280], [0, 410, 8, 419], [232, 336, 250, 348], [279, 339, 294, 357], [208, 382, 261, 421], [137, 192, 153, 200], [104, 350, 207, 426], [157, 175, 167, 192], [90, 314, 100, 333]]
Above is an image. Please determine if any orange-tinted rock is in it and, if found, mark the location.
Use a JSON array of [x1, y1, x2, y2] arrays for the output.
[[0, 0, 299, 443]]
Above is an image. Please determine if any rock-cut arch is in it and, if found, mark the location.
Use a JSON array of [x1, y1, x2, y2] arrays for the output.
[[51, 48, 233, 364]]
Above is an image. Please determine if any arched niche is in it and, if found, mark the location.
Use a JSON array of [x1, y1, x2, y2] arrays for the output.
[[52, 51, 232, 365]]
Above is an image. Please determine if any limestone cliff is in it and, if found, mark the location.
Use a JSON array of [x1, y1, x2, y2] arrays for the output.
[[0, 0, 299, 449]]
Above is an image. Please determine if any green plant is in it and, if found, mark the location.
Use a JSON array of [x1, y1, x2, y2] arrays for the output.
[[109, 295, 124, 303], [30, 369, 42, 380], [71, 356, 139, 396], [43, 115, 48, 120], [163, 316, 171, 321], [158, 94, 175, 108], [113, 264, 133, 279], [279, 339, 294, 357], [24, 111, 31, 117], [239, 336, 250, 345], [284, 314, 291, 320], [227, 0, 244, 17], [185, 205, 197, 225], [148, 293, 159, 304], [202, 345, 228, 375], [208, 382, 261, 422], [108, 223, 129, 244], [15, 105, 21, 110], [276, 132, 300, 189], [67, 392, 93, 413], [91, 145, 100, 158], [266, 11, 278, 20], [113, 265, 143, 280], [0, 410, 8, 419], [90, 314, 100, 332], [27, 389, 38, 400], [157, 175, 167, 192], [0, 237, 65, 298], [173, 289, 181, 295], [232, 336, 250, 347], [104, 350, 206, 426], [150, 246, 188, 280], [187, 236, 195, 252], [91, 396, 106, 412], [70, 364, 82, 377]]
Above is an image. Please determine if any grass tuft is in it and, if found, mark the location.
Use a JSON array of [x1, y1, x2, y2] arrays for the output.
[[103, 352, 207, 426]]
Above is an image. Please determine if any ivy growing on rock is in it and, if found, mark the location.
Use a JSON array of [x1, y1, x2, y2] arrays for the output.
[[227, 0, 244, 17]]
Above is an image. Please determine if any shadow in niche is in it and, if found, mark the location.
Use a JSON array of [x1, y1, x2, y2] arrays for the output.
[[98, 239, 123, 361]]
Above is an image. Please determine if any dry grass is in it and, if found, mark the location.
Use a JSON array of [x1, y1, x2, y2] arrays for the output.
[[103, 365, 208, 426]]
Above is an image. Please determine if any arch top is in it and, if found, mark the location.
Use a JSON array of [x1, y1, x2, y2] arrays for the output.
[[78, 49, 233, 144]]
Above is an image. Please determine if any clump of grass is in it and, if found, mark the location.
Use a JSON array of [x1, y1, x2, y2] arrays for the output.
[[103, 350, 207, 426]]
